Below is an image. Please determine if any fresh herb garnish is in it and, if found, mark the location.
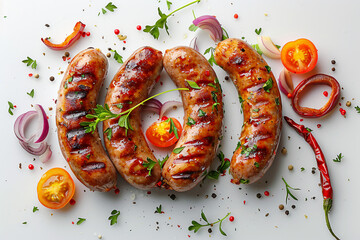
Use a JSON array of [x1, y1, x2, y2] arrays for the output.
[[239, 96, 244, 114], [204, 47, 217, 66], [173, 146, 185, 154], [8, 101, 14, 115], [186, 80, 201, 89], [111, 49, 123, 63], [76, 218, 86, 225], [166, 0, 172, 10], [155, 204, 163, 213], [212, 103, 220, 110], [22, 222, 27, 224], [235, 141, 241, 151], [306, 127, 313, 132], [165, 118, 179, 139], [198, 109, 206, 117], [208, 83, 217, 89], [263, 78, 273, 93], [276, 45, 281, 49], [100, 2, 117, 15], [187, 117, 196, 126], [81, 88, 188, 134], [142, 158, 158, 176], [275, 97, 280, 106], [241, 145, 257, 157], [33, 206, 39, 212], [206, 151, 230, 180], [27, 89, 35, 98], [104, 128, 112, 140], [253, 108, 260, 112], [254, 162, 259, 168], [86, 154, 90, 159], [240, 178, 249, 184], [282, 177, 300, 204], [22, 57, 37, 69], [265, 65, 271, 73], [333, 153, 343, 163], [189, 23, 198, 32], [108, 210, 120, 225], [188, 211, 230, 236], [222, 27, 229, 40], [255, 28, 262, 35], [144, 0, 201, 39], [158, 155, 169, 168], [301, 167, 305, 172], [251, 44, 263, 55], [355, 106, 360, 113]]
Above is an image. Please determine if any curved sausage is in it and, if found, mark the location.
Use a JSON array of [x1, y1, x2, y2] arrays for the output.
[[214, 38, 282, 184], [56, 48, 117, 192], [162, 46, 223, 192], [103, 46, 163, 190]]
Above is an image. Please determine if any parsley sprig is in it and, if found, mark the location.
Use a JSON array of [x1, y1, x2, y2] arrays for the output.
[[355, 106, 360, 113], [80, 88, 188, 134], [188, 211, 230, 236], [333, 153, 343, 162], [165, 118, 179, 139], [142, 158, 158, 176], [108, 210, 120, 225], [155, 204, 163, 213], [282, 177, 300, 204], [206, 151, 230, 180], [144, 0, 201, 39], [204, 47, 217, 66], [76, 218, 86, 225], [22, 57, 37, 69], [158, 155, 169, 168], [111, 49, 123, 63], [100, 2, 117, 15], [8, 101, 14, 115]]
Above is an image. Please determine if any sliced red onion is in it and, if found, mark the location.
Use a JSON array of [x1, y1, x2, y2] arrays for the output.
[[14, 111, 37, 142], [39, 145, 52, 163], [146, 99, 162, 109], [34, 104, 49, 143], [189, 36, 199, 52], [159, 101, 183, 119], [278, 68, 294, 97], [257, 36, 281, 59], [143, 106, 161, 115], [193, 15, 223, 42]]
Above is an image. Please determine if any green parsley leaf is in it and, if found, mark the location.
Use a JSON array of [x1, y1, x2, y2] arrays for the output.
[[240, 178, 249, 184], [187, 117, 196, 126], [206, 170, 220, 180], [275, 45, 281, 49], [142, 158, 157, 176], [104, 127, 112, 140], [282, 177, 300, 204], [86, 154, 90, 159], [254, 162, 259, 168], [8, 101, 14, 115], [333, 153, 343, 162], [208, 83, 217, 89], [186, 80, 201, 89], [27, 89, 35, 98], [173, 146, 185, 154], [306, 127, 313, 132], [204, 47, 217, 66], [166, 0, 172, 10], [76, 218, 86, 225], [255, 28, 262, 35], [275, 97, 280, 106], [265, 65, 271, 73], [301, 167, 305, 172], [355, 106, 360, 113], [105, 2, 117, 12], [111, 50, 123, 63], [198, 109, 206, 117], [212, 102, 220, 110], [189, 23, 198, 32], [239, 96, 244, 114], [253, 108, 260, 112], [22, 57, 37, 69], [241, 145, 257, 157], [116, 103, 123, 109], [108, 210, 120, 225], [101, 8, 107, 14], [251, 44, 263, 55], [263, 78, 273, 93], [206, 151, 230, 180], [235, 141, 241, 151], [33, 206, 39, 212], [168, 118, 179, 139], [155, 204, 163, 213], [222, 27, 229, 40], [22, 222, 27, 224], [158, 155, 169, 168]]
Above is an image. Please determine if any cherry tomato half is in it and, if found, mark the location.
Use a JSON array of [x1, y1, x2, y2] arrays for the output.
[[281, 38, 318, 74], [37, 168, 75, 209], [146, 117, 182, 147]]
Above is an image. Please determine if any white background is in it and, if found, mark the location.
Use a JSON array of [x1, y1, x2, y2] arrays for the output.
[[0, 0, 359, 239]]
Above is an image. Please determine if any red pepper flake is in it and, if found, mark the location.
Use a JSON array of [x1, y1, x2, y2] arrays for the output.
[[234, 14, 238, 19], [14, 105, 17, 108], [229, 216, 235, 222], [69, 199, 76, 205], [160, 81, 163, 86], [300, 119, 303, 122], [147, 191, 151, 194], [72, 221, 74, 224], [287, 93, 292, 98], [205, 70, 210, 76], [123, 41, 126, 44], [28, 73, 33, 77], [28, 164, 34, 170], [264, 191, 269, 196], [243, 200, 246, 205], [317, 124, 322, 128], [67, 157, 70, 162], [62, 56, 67, 61], [47, 116, 49, 120], [323, 91, 328, 97], [82, 32, 86, 37], [339, 108, 346, 116], [114, 188, 120, 194], [177, 225, 181, 228], [114, 29, 120, 35], [156, 180, 162, 187], [136, 25, 142, 30], [155, 75, 160, 83], [188, 235, 191, 238], [86, 32, 90, 36], [339, 103, 341, 106]]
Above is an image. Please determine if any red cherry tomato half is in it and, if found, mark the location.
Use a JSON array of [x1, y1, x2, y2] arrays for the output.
[[146, 117, 182, 147], [281, 38, 318, 74]]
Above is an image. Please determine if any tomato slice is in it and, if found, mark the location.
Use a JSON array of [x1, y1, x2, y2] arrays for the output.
[[37, 168, 75, 209], [281, 38, 318, 74], [145, 117, 182, 147]]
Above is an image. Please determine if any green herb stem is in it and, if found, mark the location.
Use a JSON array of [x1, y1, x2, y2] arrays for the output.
[[323, 199, 340, 240], [167, 0, 200, 17]]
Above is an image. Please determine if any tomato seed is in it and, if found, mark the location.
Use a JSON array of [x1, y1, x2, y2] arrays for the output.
[[114, 188, 120, 194]]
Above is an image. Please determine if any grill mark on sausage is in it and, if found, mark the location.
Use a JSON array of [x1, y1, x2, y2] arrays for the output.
[[172, 171, 201, 180], [184, 136, 214, 147], [78, 84, 91, 90], [82, 162, 106, 171], [128, 158, 148, 176], [173, 153, 205, 164], [194, 91, 212, 104], [66, 128, 89, 150], [63, 110, 88, 121], [65, 91, 88, 100]]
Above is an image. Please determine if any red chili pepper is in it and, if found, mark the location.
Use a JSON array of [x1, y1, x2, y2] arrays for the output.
[[41, 21, 86, 50], [284, 116, 339, 240], [292, 74, 340, 118]]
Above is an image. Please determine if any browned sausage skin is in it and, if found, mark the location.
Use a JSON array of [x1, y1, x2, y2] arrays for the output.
[[162, 46, 223, 192], [214, 38, 282, 184], [103, 47, 163, 190], [56, 48, 117, 192]]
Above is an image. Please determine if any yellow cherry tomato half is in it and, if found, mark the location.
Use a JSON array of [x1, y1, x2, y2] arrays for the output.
[[37, 168, 75, 209]]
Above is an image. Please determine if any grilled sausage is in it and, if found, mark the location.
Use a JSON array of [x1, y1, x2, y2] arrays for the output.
[[56, 48, 117, 191], [162, 46, 223, 192], [214, 38, 282, 184], [103, 47, 163, 190]]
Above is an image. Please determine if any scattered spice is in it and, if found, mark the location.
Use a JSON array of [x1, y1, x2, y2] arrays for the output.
[[281, 147, 287, 154], [285, 210, 289, 215], [106, 53, 111, 58], [169, 194, 176, 200], [331, 60, 336, 64], [323, 91, 328, 97], [291, 205, 296, 209], [256, 193, 262, 198], [211, 193, 217, 198], [34, 74, 40, 79], [136, 25, 142, 30], [45, 24, 50, 27], [234, 14, 238, 19], [69, 199, 76, 205], [264, 191, 269, 196], [288, 165, 294, 171], [331, 67, 335, 71], [346, 101, 351, 107], [114, 29, 120, 35], [229, 216, 234, 222], [50, 76, 55, 81], [279, 204, 284, 210]]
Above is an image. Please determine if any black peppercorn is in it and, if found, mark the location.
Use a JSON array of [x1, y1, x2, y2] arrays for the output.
[[256, 193, 262, 198], [285, 210, 289, 215]]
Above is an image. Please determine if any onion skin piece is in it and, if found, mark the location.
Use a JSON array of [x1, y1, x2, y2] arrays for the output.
[[257, 36, 281, 59], [159, 101, 183, 119], [278, 68, 294, 97], [193, 15, 223, 42], [292, 74, 340, 118]]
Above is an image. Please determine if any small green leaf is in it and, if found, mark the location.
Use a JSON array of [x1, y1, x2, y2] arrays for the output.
[[8, 101, 14, 115], [189, 23, 198, 32], [173, 146, 185, 154], [255, 28, 262, 35], [105, 2, 117, 12], [143, 158, 157, 176], [155, 204, 162, 213], [198, 109, 206, 117], [201, 211, 208, 223], [166, 0, 172, 10], [254, 162, 259, 168], [240, 178, 249, 184], [301, 167, 305, 172], [108, 210, 120, 225], [76, 218, 86, 225], [187, 117, 196, 126], [219, 220, 227, 236], [32, 206, 39, 212], [203, 47, 217, 66], [86, 154, 90, 159], [206, 170, 220, 180], [306, 127, 313, 132], [275, 97, 280, 106], [22, 57, 37, 69], [27, 89, 35, 98], [355, 106, 360, 113], [265, 65, 271, 73], [263, 78, 273, 93], [253, 108, 260, 112], [104, 127, 112, 140], [235, 141, 241, 151], [158, 155, 169, 168], [102, 8, 107, 14], [186, 80, 201, 89], [111, 50, 123, 63], [333, 153, 343, 162], [251, 44, 263, 55]]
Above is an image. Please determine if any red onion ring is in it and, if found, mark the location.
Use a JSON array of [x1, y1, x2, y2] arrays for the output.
[[189, 36, 199, 52], [39, 145, 52, 163], [143, 99, 183, 119], [34, 104, 49, 143], [159, 101, 183, 119], [278, 68, 294, 97], [193, 15, 223, 42]]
